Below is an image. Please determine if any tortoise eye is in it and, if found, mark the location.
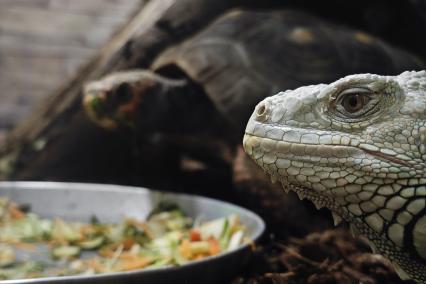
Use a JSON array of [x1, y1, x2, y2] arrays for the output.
[[340, 93, 370, 113]]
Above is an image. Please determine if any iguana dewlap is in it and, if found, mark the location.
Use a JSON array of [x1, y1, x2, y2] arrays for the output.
[[243, 70, 426, 283]]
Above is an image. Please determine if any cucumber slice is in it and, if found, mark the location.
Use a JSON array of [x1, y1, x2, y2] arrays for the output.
[[51, 219, 81, 242], [52, 245, 80, 259], [78, 236, 104, 250]]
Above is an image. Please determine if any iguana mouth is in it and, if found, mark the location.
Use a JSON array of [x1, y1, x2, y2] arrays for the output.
[[244, 132, 412, 171], [361, 149, 412, 167], [243, 122, 413, 168]]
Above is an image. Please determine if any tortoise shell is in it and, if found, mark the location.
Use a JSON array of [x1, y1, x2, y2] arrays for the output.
[[151, 9, 424, 134]]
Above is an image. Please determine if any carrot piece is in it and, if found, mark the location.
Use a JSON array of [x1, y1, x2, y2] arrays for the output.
[[88, 258, 104, 273], [79, 224, 96, 235], [118, 258, 149, 271], [15, 242, 36, 251], [190, 229, 201, 242], [122, 238, 135, 250], [208, 238, 221, 256], [193, 254, 205, 260], [99, 247, 115, 257], [9, 204, 25, 219], [178, 239, 192, 259], [119, 252, 139, 260]]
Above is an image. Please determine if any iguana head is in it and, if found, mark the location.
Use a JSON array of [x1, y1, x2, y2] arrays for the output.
[[243, 70, 426, 282]]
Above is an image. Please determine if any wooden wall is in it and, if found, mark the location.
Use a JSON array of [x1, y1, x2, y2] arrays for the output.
[[0, 0, 143, 139]]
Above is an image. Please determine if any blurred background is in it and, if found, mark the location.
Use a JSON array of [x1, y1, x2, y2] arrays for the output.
[[0, 0, 141, 140]]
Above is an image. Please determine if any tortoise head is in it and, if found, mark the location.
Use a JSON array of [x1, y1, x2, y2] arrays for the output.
[[83, 71, 160, 130]]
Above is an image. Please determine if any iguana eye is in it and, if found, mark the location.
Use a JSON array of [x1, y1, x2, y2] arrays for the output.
[[333, 87, 374, 118], [324, 79, 396, 126], [341, 93, 370, 113]]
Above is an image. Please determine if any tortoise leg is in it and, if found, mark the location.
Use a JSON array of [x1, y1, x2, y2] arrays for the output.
[[83, 70, 221, 135]]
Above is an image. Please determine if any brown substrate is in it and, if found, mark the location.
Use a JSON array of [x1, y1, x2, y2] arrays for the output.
[[233, 229, 414, 284]]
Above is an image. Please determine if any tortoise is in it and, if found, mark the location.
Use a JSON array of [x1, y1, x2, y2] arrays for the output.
[[83, 9, 424, 144]]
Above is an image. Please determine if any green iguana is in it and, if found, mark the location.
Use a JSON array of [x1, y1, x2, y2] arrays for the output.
[[244, 70, 426, 283]]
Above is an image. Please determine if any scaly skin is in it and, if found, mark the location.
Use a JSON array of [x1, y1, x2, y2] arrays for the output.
[[243, 70, 426, 283]]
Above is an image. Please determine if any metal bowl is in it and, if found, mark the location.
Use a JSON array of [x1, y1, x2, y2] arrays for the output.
[[0, 181, 265, 284]]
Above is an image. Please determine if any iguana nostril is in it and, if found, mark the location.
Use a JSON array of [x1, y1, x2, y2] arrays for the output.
[[255, 102, 268, 122]]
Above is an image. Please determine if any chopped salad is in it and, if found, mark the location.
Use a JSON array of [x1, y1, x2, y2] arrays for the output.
[[0, 198, 249, 280]]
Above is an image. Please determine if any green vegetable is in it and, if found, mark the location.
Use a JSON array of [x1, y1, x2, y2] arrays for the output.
[[149, 231, 183, 257], [0, 245, 15, 268], [147, 201, 182, 219], [198, 217, 227, 240], [51, 219, 81, 243], [147, 257, 173, 268], [0, 197, 249, 280], [52, 246, 81, 259], [219, 214, 240, 249], [90, 97, 106, 116], [198, 214, 240, 249], [78, 236, 104, 250], [172, 247, 188, 266], [0, 262, 44, 280]]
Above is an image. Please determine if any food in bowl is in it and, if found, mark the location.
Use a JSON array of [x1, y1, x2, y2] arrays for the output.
[[0, 197, 249, 280]]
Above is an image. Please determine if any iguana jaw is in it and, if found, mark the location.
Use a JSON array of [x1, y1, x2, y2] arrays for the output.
[[243, 129, 417, 225], [243, 124, 419, 193]]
